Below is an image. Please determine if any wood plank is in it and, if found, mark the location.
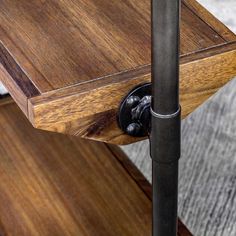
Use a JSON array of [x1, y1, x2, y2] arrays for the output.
[[0, 101, 190, 235], [0, 0, 225, 93], [0, 64, 36, 116], [1, 0, 236, 144], [28, 42, 236, 144]]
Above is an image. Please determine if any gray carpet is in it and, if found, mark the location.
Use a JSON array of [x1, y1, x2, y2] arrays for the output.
[[122, 1, 236, 235]]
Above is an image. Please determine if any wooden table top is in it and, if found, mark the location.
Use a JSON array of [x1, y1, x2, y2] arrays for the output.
[[1, 0, 236, 144]]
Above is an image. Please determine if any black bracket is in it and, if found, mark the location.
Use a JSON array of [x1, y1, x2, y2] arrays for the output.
[[117, 83, 151, 137]]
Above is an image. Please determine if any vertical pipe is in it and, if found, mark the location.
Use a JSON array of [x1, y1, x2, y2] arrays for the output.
[[152, 161, 179, 235], [151, 0, 180, 114], [151, 0, 181, 236]]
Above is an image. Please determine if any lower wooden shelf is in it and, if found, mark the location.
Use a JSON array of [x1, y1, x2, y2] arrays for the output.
[[0, 99, 192, 236]]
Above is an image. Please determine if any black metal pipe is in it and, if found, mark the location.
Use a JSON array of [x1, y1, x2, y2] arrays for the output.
[[151, 0, 180, 114], [152, 161, 179, 235], [151, 0, 181, 235]]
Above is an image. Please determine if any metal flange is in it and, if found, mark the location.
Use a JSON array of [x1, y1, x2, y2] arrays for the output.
[[117, 83, 151, 137]]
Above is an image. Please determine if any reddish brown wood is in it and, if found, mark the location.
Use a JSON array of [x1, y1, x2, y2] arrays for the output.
[[1, 0, 236, 144], [0, 100, 192, 235]]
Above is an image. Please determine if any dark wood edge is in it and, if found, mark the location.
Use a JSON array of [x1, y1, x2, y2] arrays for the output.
[[107, 144, 193, 236], [0, 42, 40, 98], [0, 65, 28, 116]]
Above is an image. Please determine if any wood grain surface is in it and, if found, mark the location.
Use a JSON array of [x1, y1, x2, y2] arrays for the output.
[[29, 43, 236, 144], [0, 100, 191, 236], [1, 0, 236, 144]]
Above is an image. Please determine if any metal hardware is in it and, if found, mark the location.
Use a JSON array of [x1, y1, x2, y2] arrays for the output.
[[118, 0, 180, 235], [151, 107, 181, 119], [118, 83, 151, 137], [151, 0, 181, 235]]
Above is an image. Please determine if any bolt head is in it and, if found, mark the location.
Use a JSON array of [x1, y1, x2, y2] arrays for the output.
[[126, 96, 140, 107], [126, 123, 141, 136]]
